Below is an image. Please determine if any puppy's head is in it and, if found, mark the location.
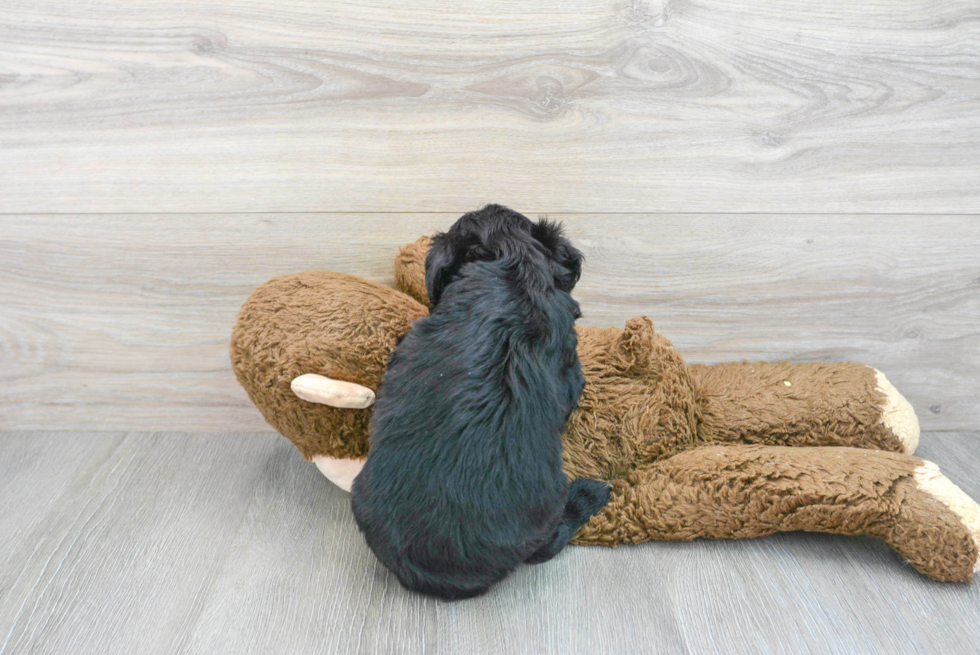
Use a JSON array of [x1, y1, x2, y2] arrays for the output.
[[425, 205, 584, 306]]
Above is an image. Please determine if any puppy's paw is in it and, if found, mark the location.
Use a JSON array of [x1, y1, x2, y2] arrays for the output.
[[565, 478, 613, 525]]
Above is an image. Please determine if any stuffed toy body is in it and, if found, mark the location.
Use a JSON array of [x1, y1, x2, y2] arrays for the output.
[[231, 237, 980, 583]]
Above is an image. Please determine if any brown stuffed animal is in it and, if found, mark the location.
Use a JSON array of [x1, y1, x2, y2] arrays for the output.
[[231, 237, 980, 583]]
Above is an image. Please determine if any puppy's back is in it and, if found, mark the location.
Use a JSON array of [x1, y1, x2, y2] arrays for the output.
[[353, 206, 587, 599], [353, 265, 582, 598]]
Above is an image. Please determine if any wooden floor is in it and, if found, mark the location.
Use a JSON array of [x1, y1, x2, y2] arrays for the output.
[[0, 431, 978, 655], [2, 0, 979, 652]]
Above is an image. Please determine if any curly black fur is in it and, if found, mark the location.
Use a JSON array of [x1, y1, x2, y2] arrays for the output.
[[351, 204, 611, 600]]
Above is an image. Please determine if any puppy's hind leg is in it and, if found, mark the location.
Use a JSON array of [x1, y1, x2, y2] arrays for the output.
[[525, 478, 612, 564]]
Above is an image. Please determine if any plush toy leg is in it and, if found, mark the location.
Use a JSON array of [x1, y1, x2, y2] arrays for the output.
[[873, 369, 920, 452], [291, 374, 374, 490], [312, 455, 366, 492], [575, 444, 979, 582], [689, 362, 919, 454]]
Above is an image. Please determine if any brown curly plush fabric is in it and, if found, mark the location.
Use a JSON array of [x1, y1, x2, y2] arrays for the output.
[[690, 361, 902, 451], [394, 236, 431, 306], [231, 271, 427, 459], [229, 239, 980, 582], [576, 444, 978, 582], [560, 318, 904, 484]]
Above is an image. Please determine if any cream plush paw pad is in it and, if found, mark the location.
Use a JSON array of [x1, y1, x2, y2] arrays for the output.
[[313, 456, 366, 492], [873, 369, 920, 454]]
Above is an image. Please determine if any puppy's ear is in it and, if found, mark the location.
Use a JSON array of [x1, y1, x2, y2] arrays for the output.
[[532, 219, 584, 292], [424, 232, 456, 307], [553, 240, 583, 292]]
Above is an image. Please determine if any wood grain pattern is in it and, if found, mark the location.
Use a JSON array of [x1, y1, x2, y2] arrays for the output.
[[182, 435, 440, 655], [1, 431, 978, 654], [1, 0, 978, 213], [2, 214, 977, 432], [0, 432, 279, 655], [0, 433, 114, 567]]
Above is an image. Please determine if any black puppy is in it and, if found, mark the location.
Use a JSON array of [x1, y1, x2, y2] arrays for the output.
[[351, 204, 611, 600]]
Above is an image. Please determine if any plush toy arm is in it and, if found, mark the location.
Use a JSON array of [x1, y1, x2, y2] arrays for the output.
[[394, 236, 432, 306], [573, 444, 979, 582], [689, 361, 919, 454], [289, 374, 373, 491]]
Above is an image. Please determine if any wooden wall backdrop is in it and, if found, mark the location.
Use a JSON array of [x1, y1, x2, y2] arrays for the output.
[[1, 215, 977, 432], [1, 0, 978, 432], [2, 0, 979, 214]]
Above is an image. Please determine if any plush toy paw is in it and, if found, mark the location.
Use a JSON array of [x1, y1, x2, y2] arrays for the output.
[[873, 368, 920, 454], [909, 461, 980, 578], [312, 455, 366, 492], [291, 374, 374, 490]]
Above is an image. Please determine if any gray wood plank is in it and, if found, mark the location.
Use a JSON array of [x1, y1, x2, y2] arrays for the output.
[[182, 438, 441, 655], [1, 0, 978, 213], [0, 432, 279, 655], [2, 214, 978, 432], [0, 433, 119, 568], [1, 432, 978, 655], [0, 214, 449, 432], [436, 545, 689, 654]]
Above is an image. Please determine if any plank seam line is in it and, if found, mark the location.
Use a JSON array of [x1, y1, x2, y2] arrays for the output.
[[2, 212, 979, 217]]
